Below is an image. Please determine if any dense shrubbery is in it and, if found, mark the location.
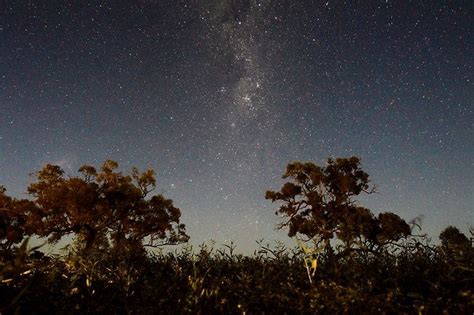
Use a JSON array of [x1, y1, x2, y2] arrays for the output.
[[1, 235, 473, 314]]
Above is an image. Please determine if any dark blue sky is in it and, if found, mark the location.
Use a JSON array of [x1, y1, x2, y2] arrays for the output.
[[1, 1, 472, 252]]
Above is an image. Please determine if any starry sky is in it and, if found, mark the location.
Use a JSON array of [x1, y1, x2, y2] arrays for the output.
[[1, 1, 472, 253]]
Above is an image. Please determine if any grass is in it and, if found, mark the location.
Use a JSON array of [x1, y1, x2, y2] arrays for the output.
[[1, 237, 473, 314]]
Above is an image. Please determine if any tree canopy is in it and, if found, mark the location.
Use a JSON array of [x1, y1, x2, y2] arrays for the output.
[[266, 157, 411, 250], [439, 225, 471, 250], [0, 186, 35, 252], [2, 160, 188, 256]]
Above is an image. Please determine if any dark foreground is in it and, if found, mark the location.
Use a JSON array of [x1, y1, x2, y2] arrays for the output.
[[1, 239, 473, 314]]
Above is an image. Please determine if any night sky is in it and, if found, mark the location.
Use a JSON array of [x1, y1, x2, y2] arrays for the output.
[[1, 1, 472, 253]]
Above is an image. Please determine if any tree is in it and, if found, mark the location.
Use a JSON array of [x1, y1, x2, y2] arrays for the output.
[[440, 226, 470, 247], [27, 160, 189, 256], [439, 226, 471, 254], [265, 157, 410, 252], [0, 186, 36, 253]]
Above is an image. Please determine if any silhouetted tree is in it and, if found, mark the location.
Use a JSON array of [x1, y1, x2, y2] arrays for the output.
[[266, 157, 410, 252], [27, 160, 189, 256], [0, 186, 36, 253], [439, 225, 472, 260], [439, 226, 470, 248]]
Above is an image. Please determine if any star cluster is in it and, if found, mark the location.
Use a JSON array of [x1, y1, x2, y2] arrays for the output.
[[0, 1, 472, 253]]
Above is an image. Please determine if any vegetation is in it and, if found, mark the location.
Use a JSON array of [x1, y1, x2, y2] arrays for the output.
[[0, 158, 472, 313], [265, 157, 411, 271], [2, 160, 188, 257]]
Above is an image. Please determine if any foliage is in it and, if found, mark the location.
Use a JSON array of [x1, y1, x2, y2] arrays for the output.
[[0, 187, 35, 253], [0, 237, 472, 314], [25, 160, 189, 256], [440, 225, 471, 249], [0, 157, 472, 313], [266, 157, 411, 253]]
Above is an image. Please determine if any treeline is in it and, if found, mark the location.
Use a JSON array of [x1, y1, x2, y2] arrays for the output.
[[1, 158, 473, 313]]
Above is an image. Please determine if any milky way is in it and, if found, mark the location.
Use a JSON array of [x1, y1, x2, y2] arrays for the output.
[[0, 1, 472, 253]]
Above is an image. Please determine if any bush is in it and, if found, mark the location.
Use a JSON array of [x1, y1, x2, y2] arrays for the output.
[[1, 236, 473, 314]]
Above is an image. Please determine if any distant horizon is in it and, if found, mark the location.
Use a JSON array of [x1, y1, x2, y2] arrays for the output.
[[13, 158, 470, 256], [3, 155, 473, 255]]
